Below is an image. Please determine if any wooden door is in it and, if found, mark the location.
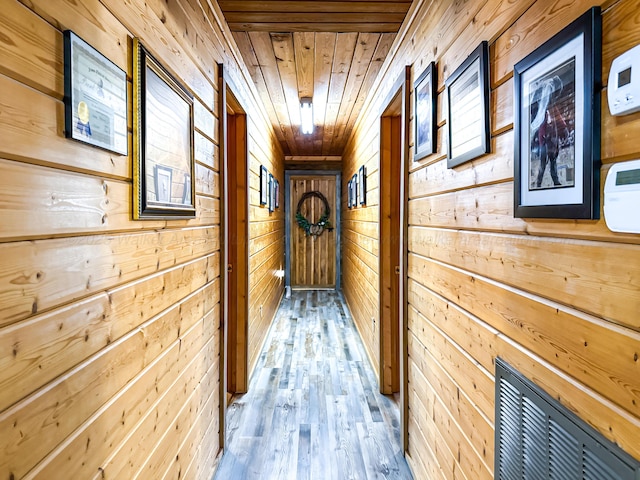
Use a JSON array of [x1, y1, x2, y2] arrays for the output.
[[380, 115, 401, 394], [290, 175, 337, 288], [225, 99, 248, 395]]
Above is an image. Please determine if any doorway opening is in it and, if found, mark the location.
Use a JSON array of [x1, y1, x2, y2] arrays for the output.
[[220, 65, 249, 452], [379, 67, 410, 450]]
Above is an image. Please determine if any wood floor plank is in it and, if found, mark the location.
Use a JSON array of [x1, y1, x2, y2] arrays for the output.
[[214, 290, 412, 479]]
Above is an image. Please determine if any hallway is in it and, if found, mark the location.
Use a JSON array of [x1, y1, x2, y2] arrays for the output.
[[214, 290, 412, 479]]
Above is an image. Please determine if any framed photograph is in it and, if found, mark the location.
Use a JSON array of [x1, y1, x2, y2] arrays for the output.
[[133, 39, 195, 219], [63, 30, 128, 155], [414, 61, 437, 161], [260, 165, 268, 205], [347, 179, 352, 208], [445, 41, 490, 168], [268, 173, 274, 212], [514, 7, 601, 219], [358, 165, 366, 205], [274, 179, 280, 209], [351, 173, 358, 207]]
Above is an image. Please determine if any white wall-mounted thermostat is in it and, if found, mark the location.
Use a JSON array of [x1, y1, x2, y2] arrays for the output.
[[604, 159, 640, 234], [608, 44, 640, 116]]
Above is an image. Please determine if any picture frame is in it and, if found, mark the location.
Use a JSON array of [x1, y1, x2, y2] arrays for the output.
[[351, 173, 358, 208], [133, 38, 195, 219], [63, 30, 128, 155], [260, 165, 268, 205], [347, 179, 353, 208], [274, 179, 280, 209], [268, 173, 274, 212], [358, 165, 366, 205], [514, 7, 601, 219], [445, 41, 490, 168], [414, 61, 437, 161]]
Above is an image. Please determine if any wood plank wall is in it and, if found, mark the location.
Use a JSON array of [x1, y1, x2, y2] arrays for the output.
[[342, 0, 640, 478], [0, 0, 283, 478]]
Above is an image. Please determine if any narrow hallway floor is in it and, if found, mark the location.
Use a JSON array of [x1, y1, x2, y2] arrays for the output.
[[213, 290, 413, 479]]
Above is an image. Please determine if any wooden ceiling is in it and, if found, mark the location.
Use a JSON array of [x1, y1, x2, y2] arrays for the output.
[[219, 1, 413, 157]]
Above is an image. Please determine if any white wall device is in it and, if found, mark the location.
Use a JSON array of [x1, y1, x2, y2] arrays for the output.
[[604, 159, 640, 233], [608, 44, 640, 116]]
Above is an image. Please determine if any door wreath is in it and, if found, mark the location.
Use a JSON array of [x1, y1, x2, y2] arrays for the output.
[[295, 191, 333, 236]]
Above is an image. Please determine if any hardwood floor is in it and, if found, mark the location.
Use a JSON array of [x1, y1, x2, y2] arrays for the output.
[[214, 290, 413, 479]]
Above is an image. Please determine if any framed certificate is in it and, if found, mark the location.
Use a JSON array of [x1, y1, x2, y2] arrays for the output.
[[63, 30, 128, 155], [445, 41, 490, 168]]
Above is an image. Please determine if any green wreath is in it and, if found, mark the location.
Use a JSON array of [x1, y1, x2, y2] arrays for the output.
[[295, 191, 333, 236]]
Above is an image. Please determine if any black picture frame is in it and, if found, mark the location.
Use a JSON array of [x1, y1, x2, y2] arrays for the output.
[[63, 30, 128, 155], [133, 39, 195, 219], [351, 173, 358, 208], [514, 7, 601, 219], [445, 41, 491, 168], [347, 179, 352, 208], [274, 179, 280, 209], [358, 165, 366, 205], [260, 165, 268, 205], [414, 61, 437, 161], [268, 173, 274, 212]]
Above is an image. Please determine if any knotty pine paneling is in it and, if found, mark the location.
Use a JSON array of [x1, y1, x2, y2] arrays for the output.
[[0, 0, 283, 479], [342, 0, 640, 478]]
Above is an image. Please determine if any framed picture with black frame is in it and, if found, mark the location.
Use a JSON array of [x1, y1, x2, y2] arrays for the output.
[[514, 7, 601, 219], [358, 165, 366, 205], [347, 179, 353, 208], [351, 173, 358, 207], [132, 38, 195, 219], [274, 179, 280, 209], [268, 173, 274, 212], [260, 165, 268, 205], [414, 61, 437, 161], [445, 41, 490, 168]]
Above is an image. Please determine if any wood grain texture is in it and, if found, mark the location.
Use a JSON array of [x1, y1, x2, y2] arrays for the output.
[[341, 0, 640, 478], [290, 175, 337, 288], [214, 290, 412, 479], [0, 1, 281, 479]]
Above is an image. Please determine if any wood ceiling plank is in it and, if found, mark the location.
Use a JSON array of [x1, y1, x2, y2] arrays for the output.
[[271, 32, 304, 148], [218, 1, 412, 14], [313, 32, 337, 155], [322, 32, 358, 156], [329, 32, 380, 154], [294, 32, 315, 99], [334, 32, 395, 153], [222, 12, 407, 24], [294, 32, 316, 156], [227, 23, 400, 33], [232, 31, 288, 151], [248, 31, 299, 155]]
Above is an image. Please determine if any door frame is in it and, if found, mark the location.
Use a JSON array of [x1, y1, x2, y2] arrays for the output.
[[219, 65, 250, 448], [285, 170, 341, 291], [378, 67, 411, 451]]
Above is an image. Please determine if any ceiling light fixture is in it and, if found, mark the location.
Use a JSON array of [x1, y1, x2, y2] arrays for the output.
[[300, 97, 313, 135]]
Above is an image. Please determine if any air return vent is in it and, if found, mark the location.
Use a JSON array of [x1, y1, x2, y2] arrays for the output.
[[495, 358, 640, 480]]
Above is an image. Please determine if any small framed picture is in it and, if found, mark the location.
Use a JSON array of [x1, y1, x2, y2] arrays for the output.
[[358, 165, 366, 205], [347, 179, 352, 208], [260, 165, 268, 205], [268, 173, 274, 212], [351, 173, 358, 207], [132, 38, 195, 219], [274, 179, 280, 209], [63, 30, 128, 155], [514, 7, 601, 219], [445, 41, 490, 168], [414, 61, 437, 161]]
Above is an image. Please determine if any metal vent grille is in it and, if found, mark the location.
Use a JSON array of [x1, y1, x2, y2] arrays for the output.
[[495, 358, 640, 480]]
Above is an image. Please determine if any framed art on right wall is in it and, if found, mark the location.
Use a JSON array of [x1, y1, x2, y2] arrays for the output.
[[514, 7, 601, 219]]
